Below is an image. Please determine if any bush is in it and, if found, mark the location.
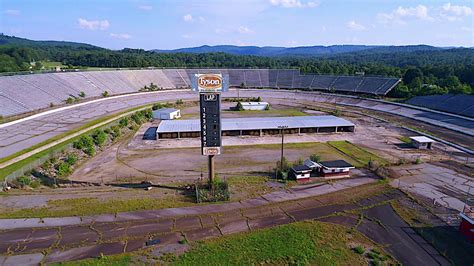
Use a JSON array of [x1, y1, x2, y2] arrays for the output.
[[276, 156, 291, 172], [30, 180, 41, 189], [110, 125, 121, 140], [119, 117, 129, 128], [152, 103, 163, 110], [310, 154, 321, 163], [73, 135, 94, 150], [236, 102, 244, 111], [57, 162, 71, 177], [92, 129, 108, 147], [49, 102, 54, 108], [294, 157, 304, 166], [257, 96, 262, 102], [102, 91, 109, 97], [79, 91, 86, 97], [176, 99, 184, 105], [85, 146, 95, 156], [65, 154, 77, 165], [415, 157, 423, 164], [264, 103, 270, 110], [354, 246, 365, 254], [17, 176, 31, 186], [66, 97, 74, 104]]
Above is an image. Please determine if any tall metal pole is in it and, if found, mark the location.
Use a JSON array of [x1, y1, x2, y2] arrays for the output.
[[208, 155, 215, 185], [280, 129, 284, 171]]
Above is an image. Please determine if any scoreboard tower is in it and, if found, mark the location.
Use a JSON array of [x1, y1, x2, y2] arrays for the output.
[[192, 74, 228, 183]]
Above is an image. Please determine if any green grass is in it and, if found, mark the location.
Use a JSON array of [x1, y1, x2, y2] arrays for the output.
[[39, 61, 66, 68], [328, 140, 388, 167], [0, 196, 194, 219], [227, 176, 274, 199], [399, 136, 411, 144], [176, 221, 369, 265], [0, 104, 153, 181]]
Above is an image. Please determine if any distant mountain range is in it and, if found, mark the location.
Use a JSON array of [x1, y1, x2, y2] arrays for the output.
[[153, 44, 447, 57], [0, 34, 466, 58], [0, 34, 100, 49]]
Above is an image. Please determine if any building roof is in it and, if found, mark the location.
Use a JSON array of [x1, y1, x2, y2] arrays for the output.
[[153, 108, 179, 114], [241, 102, 269, 106], [409, 136, 435, 143], [157, 115, 354, 133], [319, 160, 354, 168], [291, 165, 312, 172]]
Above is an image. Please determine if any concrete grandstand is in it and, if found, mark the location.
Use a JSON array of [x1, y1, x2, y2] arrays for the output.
[[0, 69, 400, 117]]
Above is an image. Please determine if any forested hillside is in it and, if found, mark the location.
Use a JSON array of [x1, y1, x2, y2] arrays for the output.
[[0, 34, 472, 98]]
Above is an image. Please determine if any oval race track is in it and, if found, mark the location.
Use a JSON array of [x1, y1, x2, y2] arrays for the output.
[[1, 89, 474, 160]]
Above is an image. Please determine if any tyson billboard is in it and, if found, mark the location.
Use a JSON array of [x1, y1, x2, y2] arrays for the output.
[[192, 73, 228, 92]]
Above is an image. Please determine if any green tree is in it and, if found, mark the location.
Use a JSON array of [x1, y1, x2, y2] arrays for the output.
[[236, 101, 244, 111], [310, 154, 321, 163], [102, 91, 109, 97], [79, 91, 86, 97], [92, 129, 107, 147], [66, 97, 74, 104]]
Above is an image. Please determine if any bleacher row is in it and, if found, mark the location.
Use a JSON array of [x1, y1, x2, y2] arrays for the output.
[[406, 94, 474, 118], [0, 69, 400, 117]]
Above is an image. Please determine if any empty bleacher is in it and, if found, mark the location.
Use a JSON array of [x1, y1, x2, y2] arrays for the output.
[[407, 94, 474, 118], [0, 68, 401, 117]]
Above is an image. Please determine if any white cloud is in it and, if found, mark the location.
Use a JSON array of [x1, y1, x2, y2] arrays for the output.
[[461, 26, 472, 32], [5, 9, 20, 16], [77, 18, 110, 30], [346, 20, 366, 31], [377, 5, 433, 25], [138, 5, 153, 11], [198, 16, 205, 22], [238, 26, 253, 34], [440, 3, 472, 21], [183, 14, 193, 22], [109, 33, 131, 40], [270, 0, 319, 8], [181, 34, 192, 39]]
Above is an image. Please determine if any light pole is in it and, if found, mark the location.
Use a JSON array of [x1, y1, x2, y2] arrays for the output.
[[278, 125, 288, 175]]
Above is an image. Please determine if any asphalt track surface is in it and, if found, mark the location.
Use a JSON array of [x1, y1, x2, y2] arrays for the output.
[[1, 89, 473, 161], [0, 187, 451, 265]]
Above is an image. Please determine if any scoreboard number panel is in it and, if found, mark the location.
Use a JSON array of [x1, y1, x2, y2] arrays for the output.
[[200, 93, 222, 155]]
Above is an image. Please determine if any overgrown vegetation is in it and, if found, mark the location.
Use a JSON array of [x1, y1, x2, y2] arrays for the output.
[[7, 108, 153, 188], [175, 221, 371, 265], [328, 140, 388, 168], [139, 82, 161, 92]]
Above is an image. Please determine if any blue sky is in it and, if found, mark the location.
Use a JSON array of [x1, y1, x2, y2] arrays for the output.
[[1, 0, 473, 50]]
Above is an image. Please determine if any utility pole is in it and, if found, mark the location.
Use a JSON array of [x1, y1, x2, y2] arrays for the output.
[[278, 125, 288, 174]]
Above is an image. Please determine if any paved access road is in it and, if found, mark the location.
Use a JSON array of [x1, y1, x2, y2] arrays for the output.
[[0, 184, 450, 265], [1, 89, 473, 159]]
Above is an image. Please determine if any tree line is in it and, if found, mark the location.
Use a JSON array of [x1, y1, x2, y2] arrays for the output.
[[0, 44, 472, 98]]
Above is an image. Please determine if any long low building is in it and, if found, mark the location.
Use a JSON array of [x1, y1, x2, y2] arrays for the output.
[[156, 115, 355, 139]]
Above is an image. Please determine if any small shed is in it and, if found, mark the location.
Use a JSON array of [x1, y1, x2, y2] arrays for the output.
[[459, 205, 474, 243], [241, 102, 269, 111], [305, 159, 354, 179], [153, 108, 181, 120], [290, 165, 312, 182], [410, 136, 435, 149]]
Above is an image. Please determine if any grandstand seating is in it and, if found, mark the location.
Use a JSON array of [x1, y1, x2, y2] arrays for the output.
[[0, 69, 401, 117], [407, 94, 474, 118], [276, 70, 296, 88]]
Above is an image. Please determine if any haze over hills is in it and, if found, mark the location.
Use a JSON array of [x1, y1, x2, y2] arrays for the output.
[[153, 44, 447, 57]]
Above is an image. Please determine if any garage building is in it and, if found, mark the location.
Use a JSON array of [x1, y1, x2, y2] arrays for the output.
[[156, 115, 355, 139]]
